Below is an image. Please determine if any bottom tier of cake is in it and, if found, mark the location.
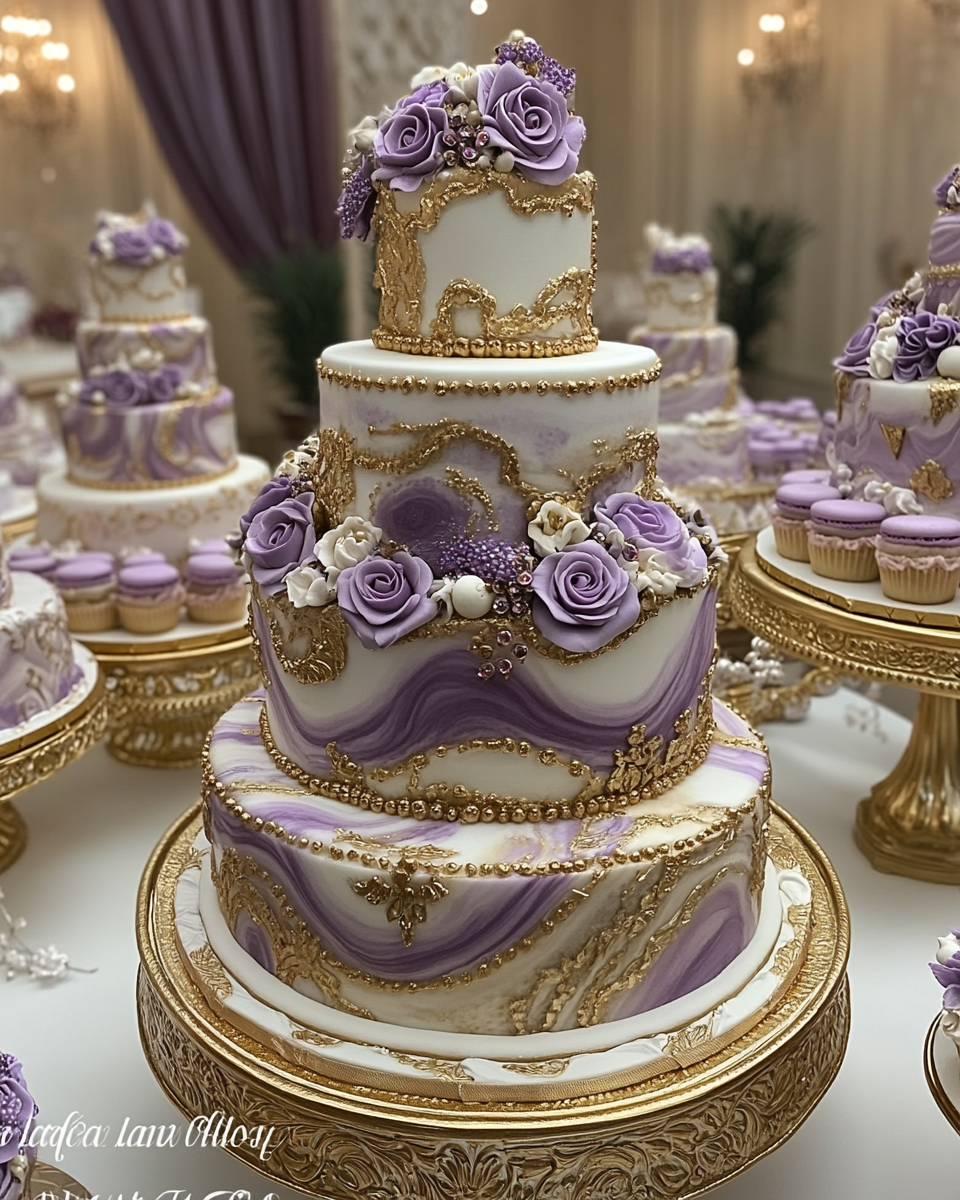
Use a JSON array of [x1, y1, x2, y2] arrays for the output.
[[35, 454, 270, 563], [200, 695, 773, 1038]]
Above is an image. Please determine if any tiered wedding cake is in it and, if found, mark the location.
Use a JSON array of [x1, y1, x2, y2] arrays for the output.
[[832, 166, 960, 518], [36, 208, 268, 562], [173, 35, 811, 1095]]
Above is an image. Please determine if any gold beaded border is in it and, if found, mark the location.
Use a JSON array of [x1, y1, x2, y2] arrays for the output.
[[370, 330, 600, 358], [64, 461, 235, 491], [317, 362, 662, 397]]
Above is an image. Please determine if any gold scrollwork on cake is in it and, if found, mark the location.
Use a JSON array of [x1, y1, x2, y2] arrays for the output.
[[250, 592, 348, 686], [371, 168, 598, 357], [353, 858, 449, 947]]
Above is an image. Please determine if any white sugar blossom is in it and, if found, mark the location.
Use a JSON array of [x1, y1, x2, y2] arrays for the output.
[[429, 576, 456, 622], [315, 515, 382, 581], [633, 548, 683, 597], [444, 61, 480, 99], [904, 271, 924, 304], [863, 479, 923, 515], [275, 449, 314, 479], [937, 932, 960, 965], [350, 114, 378, 154], [528, 500, 591, 557], [410, 64, 447, 88], [834, 462, 854, 499], [285, 563, 334, 608], [867, 323, 898, 380]]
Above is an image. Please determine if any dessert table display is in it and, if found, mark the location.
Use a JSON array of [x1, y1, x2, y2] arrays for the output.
[[732, 527, 960, 884]]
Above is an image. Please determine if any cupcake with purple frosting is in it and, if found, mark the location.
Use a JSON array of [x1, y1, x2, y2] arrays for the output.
[[116, 560, 185, 633], [53, 554, 117, 632], [184, 553, 247, 624], [772, 482, 841, 561], [0, 1053, 37, 1200], [877, 515, 960, 604], [807, 499, 886, 582]]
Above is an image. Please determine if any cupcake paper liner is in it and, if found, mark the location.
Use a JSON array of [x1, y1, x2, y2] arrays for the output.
[[186, 594, 248, 625], [65, 598, 118, 633], [808, 539, 880, 583], [773, 518, 809, 562], [878, 560, 960, 605], [117, 598, 183, 634]]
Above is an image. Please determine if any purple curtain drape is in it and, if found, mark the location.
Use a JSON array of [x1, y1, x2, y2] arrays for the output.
[[103, 0, 339, 270]]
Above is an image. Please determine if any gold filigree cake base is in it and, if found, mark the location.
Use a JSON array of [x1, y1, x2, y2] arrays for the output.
[[0, 668, 108, 871], [731, 534, 960, 883], [924, 1014, 960, 1136], [0, 511, 37, 542], [27, 1161, 92, 1200], [81, 624, 258, 770], [136, 801, 849, 1199]]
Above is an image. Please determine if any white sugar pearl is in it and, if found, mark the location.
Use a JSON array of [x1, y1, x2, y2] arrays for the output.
[[494, 151, 515, 173], [938, 346, 960, 379], [451, 574, 493, 618]]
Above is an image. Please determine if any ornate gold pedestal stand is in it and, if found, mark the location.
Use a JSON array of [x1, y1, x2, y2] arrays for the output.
[[28, 1162, 92, 1200], [924, 1015, 960, 1135], [137, 802, 849, 1200], [0, 655, 108, 871], [80, 622, 258, 770], [731, 531, 960, 884]]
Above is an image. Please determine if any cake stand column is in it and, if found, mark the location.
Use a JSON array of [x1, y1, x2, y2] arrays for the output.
[[855, 693, 960, 884], [0, 804, 26, 872]]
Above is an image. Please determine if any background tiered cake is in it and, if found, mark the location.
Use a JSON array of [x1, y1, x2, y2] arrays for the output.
[[36, 208, 268, 563], [162, 34, 814, 1099]]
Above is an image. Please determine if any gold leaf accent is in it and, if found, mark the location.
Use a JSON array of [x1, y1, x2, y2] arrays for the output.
[[391, 1052, 474, 1084], [188, 944, 233, 1001], [909, 458, 954, 502], [431, 270, 594, 346], [929, 378, 960, 427], [311, 427, 357, 528], [253, 587, 348, 686], [664, 1020, 715, 1058], [290, 1026, 341, 1048], [502, 1058, 570, 1077], [443, 467, 499, 532], [353, 858, 449, 947], [834, 368, 854, 416], [879, 423, 906, 458]]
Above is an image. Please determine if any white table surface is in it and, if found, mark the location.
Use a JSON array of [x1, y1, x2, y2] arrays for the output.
[[1, 689, 957, 1199]]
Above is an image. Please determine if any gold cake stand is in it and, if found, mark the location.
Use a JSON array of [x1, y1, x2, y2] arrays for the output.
[[731, 532, 960, 884], [27, 1162, 92, 1200], [137, 801, 850, 1200], [924, 1014, 960, 1135], [0, 658, 107, 871], [80, 621, 258, 770]]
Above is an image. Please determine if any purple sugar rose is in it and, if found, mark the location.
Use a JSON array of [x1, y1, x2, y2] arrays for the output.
[[932, 946, 960, 1008], [239, 475, 293, 539], [652, 245, 713, 274], [894, 310, 960, 382], [372, 100, 449, 193], [478, 61, 584, 186], [147, 365, 183, 404], [400, 80, 448, 109], [0, 1055, 35, 1183], [244, 490, 316, 595], [935, 167, 960, 209], [336, 550, 436, 649], [92, 368, 150, 409], [337, 159, 376, 241], [531, 540, 640, 653], [594, 494, 707, 584], [146, 216, 183, 255], [110, 226, 155, 266], [833, 321, 877, 377]]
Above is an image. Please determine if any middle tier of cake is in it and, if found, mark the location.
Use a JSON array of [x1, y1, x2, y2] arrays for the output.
[[202, 694, 769, 1037]]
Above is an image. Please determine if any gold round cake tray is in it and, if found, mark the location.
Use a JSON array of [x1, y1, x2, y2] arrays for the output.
[[1, 511, 37, 542], [27, 1161, 92, 1200], [79, 621, 258, 770], [0, 661, 108, 872], [731, 531, 960, 884], [925, 1013, 960, 1135], [136, 801, 850, 1200]]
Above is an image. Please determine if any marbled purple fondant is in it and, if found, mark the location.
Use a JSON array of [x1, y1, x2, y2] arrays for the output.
[[233, 910, 277, 975], [629, 328, 735, 420], [76, 319, 217, 386], [62, 388, 237, 485], [0, 575, 83, 731], [372, 479, 472, 568], [258, 585, 716, 775], [929, 212, 960, 266], [879, 514, 960, 546]]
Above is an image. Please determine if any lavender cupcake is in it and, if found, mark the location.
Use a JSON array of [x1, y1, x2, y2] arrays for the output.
[[779, 469, 832, 486], [184, 553, 247, 624], [772, 482, 841, 561], [807, 500, 886, 582], [53, 555, 117, 632], [7, 546, 57, 578], [116, 561, 185, 633], [877, 515, 960, 605]]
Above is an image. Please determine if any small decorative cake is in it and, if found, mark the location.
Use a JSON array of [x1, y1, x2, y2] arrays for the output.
[[37, 207, 269, 563], [0, 1053, 36, 1200], [772, 482, 841, 561], [806, 499, 886, 582], [0, 362, 63, 490], [876, 514, 960, 604]]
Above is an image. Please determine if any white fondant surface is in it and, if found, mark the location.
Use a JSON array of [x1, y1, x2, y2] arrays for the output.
[[89, 257, 189, 322]]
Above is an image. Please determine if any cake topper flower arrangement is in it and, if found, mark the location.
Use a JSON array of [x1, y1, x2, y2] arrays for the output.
[[88, 202, 188, 266], [337, 31, 584, 241]]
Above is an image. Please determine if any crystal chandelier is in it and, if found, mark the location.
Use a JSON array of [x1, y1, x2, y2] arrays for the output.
[[0, 11, 75, 137], [736, 2, 822, 108]]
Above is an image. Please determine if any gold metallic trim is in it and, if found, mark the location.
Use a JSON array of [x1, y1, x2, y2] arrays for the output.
[[924, 1014, 960, 1135], [927, 261, 960, 279], [372, 330, 600, 358], [27, 1161, 93, 1200], [317, 361, 662, 396], [0, 804, 26, 873], [65, 461, 235, 491], [0, 512, 37, 542], [930, 379, 960, 426]]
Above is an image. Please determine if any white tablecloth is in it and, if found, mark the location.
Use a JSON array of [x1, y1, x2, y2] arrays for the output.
[[1, 689, 956, 1199]]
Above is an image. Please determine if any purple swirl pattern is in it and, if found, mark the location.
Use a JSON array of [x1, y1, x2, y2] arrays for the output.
[[76, 318, 217, 386]]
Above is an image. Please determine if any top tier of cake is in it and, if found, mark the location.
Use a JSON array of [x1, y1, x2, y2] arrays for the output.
[[87, 207, 191, 322], [338, 33, 596, 358], [641, 224, 718, 331], [832, 165, 960, 519]]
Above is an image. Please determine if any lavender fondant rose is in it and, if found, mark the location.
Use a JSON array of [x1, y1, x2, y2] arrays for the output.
[[245, 490, 316, 595], [372, 100, 449, 192], [110, 227, 155, 266], [0, 1054, 35, 1200], [336, 551, 436, 649], [146, 217, 183, 255], [531, 540, 640, 653], [833, 321, 877, 377], [91, 368, 150, 409], [652, 245, 712, 274], [594, 494, 707, 587], [147, 365, 183, 404], [478, 60, 584, 186], [399, 79, 449, 109], [894, 311, 960, 382], [239, 475, 293, 539]]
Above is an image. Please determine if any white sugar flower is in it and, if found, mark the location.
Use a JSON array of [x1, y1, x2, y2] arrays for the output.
[[863, 479, 923, 515], [904, 272, 924, 304], [351, 114, 378, 154], [633, 548, 682, 597], [285, 563, 334, 608], [528, 500, 591, 557], [867, 324, 898, 380], [429, 576, 456, 622], [937, 933, 960, 965], [444, 61, 480, 99], [315, 515, 382, 578], [275, 448, 313, 479], [410, 65, 447, 88]]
